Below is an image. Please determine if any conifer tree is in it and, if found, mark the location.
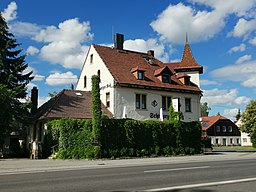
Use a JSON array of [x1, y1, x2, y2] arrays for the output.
[[0, 14, 33, 148]]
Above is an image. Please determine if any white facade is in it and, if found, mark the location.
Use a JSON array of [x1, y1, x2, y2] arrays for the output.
[[236, 119, 252, 146], [210, 136, 241, 146], [76, 44, 201, 122]]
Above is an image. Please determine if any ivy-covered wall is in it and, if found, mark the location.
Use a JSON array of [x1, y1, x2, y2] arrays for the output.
[[45, 118, 202, 159]]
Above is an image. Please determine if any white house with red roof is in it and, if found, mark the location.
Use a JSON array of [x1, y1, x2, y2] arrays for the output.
[[76, 34, 203, 122], [201, 115, 241, 146]]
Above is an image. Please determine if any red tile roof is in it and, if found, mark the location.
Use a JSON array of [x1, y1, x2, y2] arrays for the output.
[[93, 44, 201, 94], [174, 42, 203, 73], [201, 115, 228, 131], [35, 90, 113, 120]]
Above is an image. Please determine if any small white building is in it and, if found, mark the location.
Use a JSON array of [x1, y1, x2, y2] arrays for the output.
[[236, 119, 252, 146], [76, 34, 203, 122]]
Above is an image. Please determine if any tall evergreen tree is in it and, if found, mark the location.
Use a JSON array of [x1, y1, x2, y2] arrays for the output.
[[0, 14, 33, 148]]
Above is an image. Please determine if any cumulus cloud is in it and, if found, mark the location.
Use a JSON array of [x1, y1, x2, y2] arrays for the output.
[[45, 71, 78, 86], [200, 79, 218, 86], [236, 54, 252, 64], [249, 37, 256, 45], [228, 43, 246, 54], [33, 18, 93, 69], [38, 96, 51, 107], [124, 38, 170, 62], [231, 18, 256, 38], [201, 88, 251, 106], [26, 46, 39, 55], [9, 21, 42, 38], [211, 60, 256, 87], [150, 0, 256, 44], [1, 1, 17, 22], [223, 108, 239, 121]]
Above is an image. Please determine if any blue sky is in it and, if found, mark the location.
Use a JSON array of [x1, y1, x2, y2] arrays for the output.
[[1, 0, 256, 120]]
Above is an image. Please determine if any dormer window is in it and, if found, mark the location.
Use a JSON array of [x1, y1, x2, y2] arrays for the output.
[[131, 66, 145, 80], [154, 66, 173, 84], [138, 71, 144, 80], [162, 74, 170, 83]]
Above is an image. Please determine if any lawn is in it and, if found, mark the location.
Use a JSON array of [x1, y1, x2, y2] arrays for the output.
[[213, 146, 256, 151]]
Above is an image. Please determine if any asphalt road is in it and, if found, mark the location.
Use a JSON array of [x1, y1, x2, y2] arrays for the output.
[[1, 153, 256, 191]]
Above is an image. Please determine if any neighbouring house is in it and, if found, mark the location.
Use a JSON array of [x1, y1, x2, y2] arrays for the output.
[[76, 34, 203, 122], [236, 118, 252, 146], [28, 87, 112, 158], [201, 115, 241, 146]]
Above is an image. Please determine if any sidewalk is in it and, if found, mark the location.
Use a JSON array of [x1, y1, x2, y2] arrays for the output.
[[1, 152, 256, 175]]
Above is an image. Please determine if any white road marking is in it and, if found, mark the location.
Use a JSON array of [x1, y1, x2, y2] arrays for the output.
[[144, 166, 210, 173], [144, 177, 256, 191]]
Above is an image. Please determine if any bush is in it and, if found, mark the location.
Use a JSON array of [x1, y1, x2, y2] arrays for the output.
[[44, 118, 202, 159]]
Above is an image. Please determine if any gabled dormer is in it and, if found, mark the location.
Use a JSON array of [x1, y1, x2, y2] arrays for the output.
[[131, 66, 146, 80], [176, 73, 191, 85], [154, 66, 173, 83]]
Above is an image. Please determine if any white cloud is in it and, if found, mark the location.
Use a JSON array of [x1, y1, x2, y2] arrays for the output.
[[201, 88, 250, 106], [231, 18, 256, 38], [26, 46, 39, 55], [45, 71, 78, 86], [211, 60, 256, 88], [1, 1, 17, 22], [150, 0, 256, 44], [236, 54, 252, 64], [38, 96, 51, 107], [124, 38, 170, 62], [200, 79, 218, 86], [249, 37, 256, 45], [9, 21, 42, 37], [34, 18, 93, 69], [228, 43, 246, 54], [189, 0, 256, 17], [223, 108, 239, 121]]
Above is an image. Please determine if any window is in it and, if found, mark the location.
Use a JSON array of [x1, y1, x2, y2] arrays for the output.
[[138, 71, 144, 80], [243, 138, 247, 142], [216, 126, 220, 132], [106, 92, 110, 108], [97, 70, 101, 82], [135, 94, 147, 109], [90, 54, 93, 63], [185, 98, 191, 112], [84, 75, 87, 88], [162, 96, 172, 110], [228, 126, 232, 132], [222, 126, 226, 132], [162, 74, 170, 83], [230, 138, 233, 145], [237, 138, 240, 144], [216, 138, 219, 144]]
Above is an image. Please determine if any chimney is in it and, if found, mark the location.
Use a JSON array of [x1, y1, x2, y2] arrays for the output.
[[147, 50, 154, 57], [31, 86, 38, 115], [114, 33, 124, 50]]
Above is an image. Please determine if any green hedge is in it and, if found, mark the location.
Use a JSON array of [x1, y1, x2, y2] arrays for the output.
[[44, 118, 202, 159]]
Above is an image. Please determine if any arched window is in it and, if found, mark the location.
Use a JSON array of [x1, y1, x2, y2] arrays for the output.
[[84, 75, 87, 88]]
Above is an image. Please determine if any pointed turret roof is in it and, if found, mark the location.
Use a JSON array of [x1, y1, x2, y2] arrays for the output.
[[174, 35, 203, 74]]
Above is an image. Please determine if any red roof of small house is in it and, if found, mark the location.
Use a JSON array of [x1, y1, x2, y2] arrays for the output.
[[35, 89, 113, 120], [201, 115, 228, 131], [93, 44, 201, 94], [130, 66, 146, 73]]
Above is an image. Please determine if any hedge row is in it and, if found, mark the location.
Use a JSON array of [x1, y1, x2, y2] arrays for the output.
[[45, 118, 202, 159]]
